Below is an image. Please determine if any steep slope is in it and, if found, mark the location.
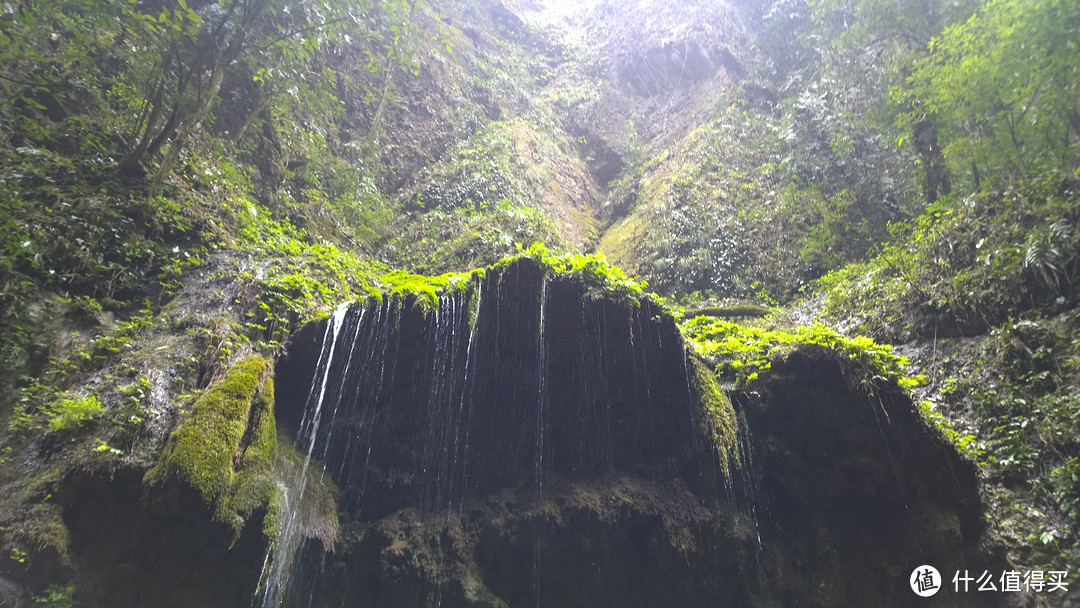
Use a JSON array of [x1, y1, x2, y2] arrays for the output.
[[1, 0, 1077, 605]]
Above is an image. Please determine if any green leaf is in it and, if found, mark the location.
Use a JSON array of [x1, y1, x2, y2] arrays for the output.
[[20, 96, 47, 111]]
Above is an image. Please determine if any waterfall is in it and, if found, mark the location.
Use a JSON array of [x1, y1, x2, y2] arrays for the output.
[[255, 302, 351, 608], [731, 410, 770, 586], [256, 259, 726, 607], [532, 276, 550, 608]]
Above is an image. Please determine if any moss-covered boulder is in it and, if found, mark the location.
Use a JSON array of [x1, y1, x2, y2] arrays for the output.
[[146, 354, 278, 538]]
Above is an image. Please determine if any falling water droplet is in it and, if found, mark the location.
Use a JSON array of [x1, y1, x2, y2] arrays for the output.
[[255, 302, 352, 608]]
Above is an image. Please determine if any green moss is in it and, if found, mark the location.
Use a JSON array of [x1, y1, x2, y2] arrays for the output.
[[146, 354, 279, 539], [371, 243, 651, 314], [216, 374, 278, 539], [598, 214, 648, 272], [262, 478, 286, 547], [690, 357, 738, 474], [681, 316, 922, 390], [505, 242, 652, 303], [682, 316, 982, 460], [268, 436, 340, 550], [378, 268, 484, 312]]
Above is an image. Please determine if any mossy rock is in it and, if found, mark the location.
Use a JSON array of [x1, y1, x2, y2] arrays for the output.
[[378, 268, 484, 313], [145, 354, 277, 537], [685, 304, 771, 318], [690, 356, 738, 474]]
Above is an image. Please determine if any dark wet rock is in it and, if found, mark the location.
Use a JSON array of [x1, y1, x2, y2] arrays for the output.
[[740, 346, 1030, 608], [267, 259, 1020, 607], [571, 130, 625, 188], [0, 576, 32, 608], [58, 468, 267, 608], [271, 258, 745, 606]]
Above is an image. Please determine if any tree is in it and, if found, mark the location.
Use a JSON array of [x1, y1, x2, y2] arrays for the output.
[[754, 0, 922, 271], [1, 0, 434, 192], [807, 0, 984, 205], [901, 0, 1080, 189], [0, 0, 129, 117]]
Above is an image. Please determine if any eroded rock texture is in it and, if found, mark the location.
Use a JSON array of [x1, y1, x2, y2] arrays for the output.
[[267, 258, 1018, 607], [21, 260, 1021, 608]]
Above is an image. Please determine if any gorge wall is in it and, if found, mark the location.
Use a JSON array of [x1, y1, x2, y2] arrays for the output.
[[0, 255, 1023, 608], [178, 258, 1012, 607], [1, 0, 1067, 604]]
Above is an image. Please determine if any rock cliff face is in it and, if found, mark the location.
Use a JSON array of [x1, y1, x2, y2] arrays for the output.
[[259, 258, 1015, 607], [0, 258, 1022, 608], [343, 0, 754, 281], [740, 348, 1017, 607], [0, 1, 1047, 606]]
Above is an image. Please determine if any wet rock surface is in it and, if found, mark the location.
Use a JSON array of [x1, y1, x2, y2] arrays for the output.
[[266, 259, 1017, 607], [740, 347, 1029, 608], [58, 469, 267, 608], [2, 263, 1022, 608]]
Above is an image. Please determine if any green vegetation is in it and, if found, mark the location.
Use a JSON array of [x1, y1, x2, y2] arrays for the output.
[[31, 584, 75, 608], [953, 317, 1080, 574], [10, 386, 108, 437], [5, 299, 161, 440], [689, 357, 738, 474], [686, 304, 771, 319], [682, 316, 921, 389], [414, 119, 533, 213], [383, 198, 569, 274], [815, 182, 1079, 342], [511, 242, 650, 302], [900, 0, 1080, 190], [379, 268, 482, 311], [0, 0, 1077, 598], [382, 114, 596, 274], [681, 315, 982, 459], [145, 354, 278, 539], [600, 106, 784, 298], [0, 0, 449, 403], [216, 371, 279, 540], [372, 243, 653, 312], [773, 0, 1080, 582], [45, 393, 104, 434], [362, 242, 653, 314]]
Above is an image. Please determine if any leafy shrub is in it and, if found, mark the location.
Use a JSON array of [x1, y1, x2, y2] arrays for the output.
[[32, 584, 75, 608], [514, 242, 650, 302], [46, 393, 104, 434], [815, 184, 1080, 340]]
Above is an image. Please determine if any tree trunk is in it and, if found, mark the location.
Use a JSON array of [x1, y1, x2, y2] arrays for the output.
[[150, 60, 229, 194], [230, 88, 269, 143], [119, 81, 167, 175], [913, 118, 951, 204]]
